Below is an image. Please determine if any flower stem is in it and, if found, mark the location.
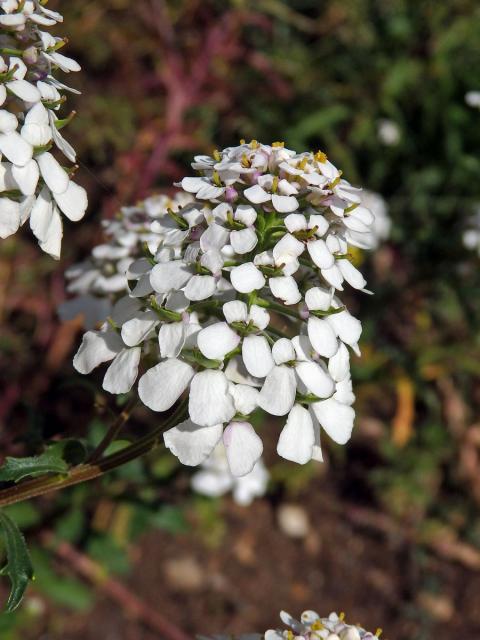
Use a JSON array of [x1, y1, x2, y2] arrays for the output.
[[87, 396, 138, 464], [0, 402, 188, 509]]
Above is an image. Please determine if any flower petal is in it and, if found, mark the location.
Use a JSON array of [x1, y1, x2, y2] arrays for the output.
[[271, 193, 299, 213], [312, 398, 355, 445], [307, 238, 334, 269], [230, 262, 265, 293], [158, 321, 186, 358], [150, 260, 192, 293], [164, 420, 223, 466], [183, 274, 216, 301], [37, 151, 69, 194], [11, 159, 39, 196], [73, 327, 123, 374], [53, 180, 88, 221], [223, 421, 263, 476], [121, 311, 158, 346], [223, 300, 248, 324], [269, 276, 301, 305], [326, 309, 362, 348], [272, 338, 295, 365], [0, 198, 20, 239], [295, 360, 334, 398], [258, 365, 296, 416], [189, 370, 236, 427], [307, 316, 339, 358], [328, 342, 350, 382], [243, 184, 270, 204], [277, 404, 315, 464], [103, 347, 141, 394], [230, 227, 258, 254], [0, 131, 32, 166], [242, 334, 274, 377], [197, 322, 240, 360], [138, 358, 194, 412]]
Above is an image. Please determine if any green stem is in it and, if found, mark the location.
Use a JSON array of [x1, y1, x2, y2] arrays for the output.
[[0, 403, 188, 509], [87, 396, 138, 464], [0, 48, 23, 56]]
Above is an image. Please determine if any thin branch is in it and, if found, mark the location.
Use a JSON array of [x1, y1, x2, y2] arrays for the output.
[[0, 403, 188, 509], [87, 396, 138, 464]]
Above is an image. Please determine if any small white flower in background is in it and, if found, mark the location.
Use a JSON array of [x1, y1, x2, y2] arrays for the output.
[[465, 91, 480, 109], [265, 610, 383, 640], [198, 610, 383, 640], [377, 119, 400, 146], [70, 141, 378, 477], [0, 0, 86, 257], [462, 207, 480, 256], [191, 443, 269, 506], [346, 190, 391, 250]]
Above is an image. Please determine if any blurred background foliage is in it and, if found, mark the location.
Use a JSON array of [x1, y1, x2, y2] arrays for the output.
[[1, 0, 480, 638]]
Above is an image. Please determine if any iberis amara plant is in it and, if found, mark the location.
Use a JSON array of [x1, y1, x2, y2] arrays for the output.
[[71, 141, 376, 477], [0, 0, 86, 257]]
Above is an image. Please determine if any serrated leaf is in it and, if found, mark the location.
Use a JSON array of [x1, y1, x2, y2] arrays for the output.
[[0, 512, 34, 612], [0, 448, 67, 484], [0, 440, 86, 484]]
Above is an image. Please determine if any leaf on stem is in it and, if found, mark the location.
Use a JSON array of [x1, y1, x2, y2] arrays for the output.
[[0, 440, 87, 484], [0, 511, 34, 612]]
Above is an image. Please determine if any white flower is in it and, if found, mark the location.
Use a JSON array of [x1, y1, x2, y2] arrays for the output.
[[377, 119, 400, 146], [265, 610, 381, 640], [191, 442, 269, 505], [346, 190, 391, 250], [465, 91, 480, 109], [0, 2, 86, 256], [60, 193, 193, 328], [72, 141, 377, 476]]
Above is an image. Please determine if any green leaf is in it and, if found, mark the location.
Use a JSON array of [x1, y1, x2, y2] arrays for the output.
[[0, 512, 34, 612], [0, 440, 86, 484]]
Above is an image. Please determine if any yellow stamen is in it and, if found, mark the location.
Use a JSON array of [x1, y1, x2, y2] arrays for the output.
[[241, 153, 251, 168], [272, 141, 285, 148], [375, 629, 383, 637], [315, 150, 328, 163], [272, 176, 279, 193], [212, 170, 222, 187], [213, 149, 221, 161], [311, 621, 324, 631], [250, 139, 259, 149], [339, 612, 346, 621], [240, 138, 246, 144], [297, 157, 308, 170]]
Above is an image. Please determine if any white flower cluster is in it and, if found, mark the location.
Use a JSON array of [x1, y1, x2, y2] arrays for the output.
[[265, 610, 383, 640], [59, 192, 192, 329], [0, 0, 87, 257], [191, 444, 269, 506], [71, 141, 377, 477]]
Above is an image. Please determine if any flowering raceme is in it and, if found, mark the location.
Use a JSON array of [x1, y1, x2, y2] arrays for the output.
[[71, 141, 377, 477], [0, 0, 87, 257], [266, 610, 383, 640]]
